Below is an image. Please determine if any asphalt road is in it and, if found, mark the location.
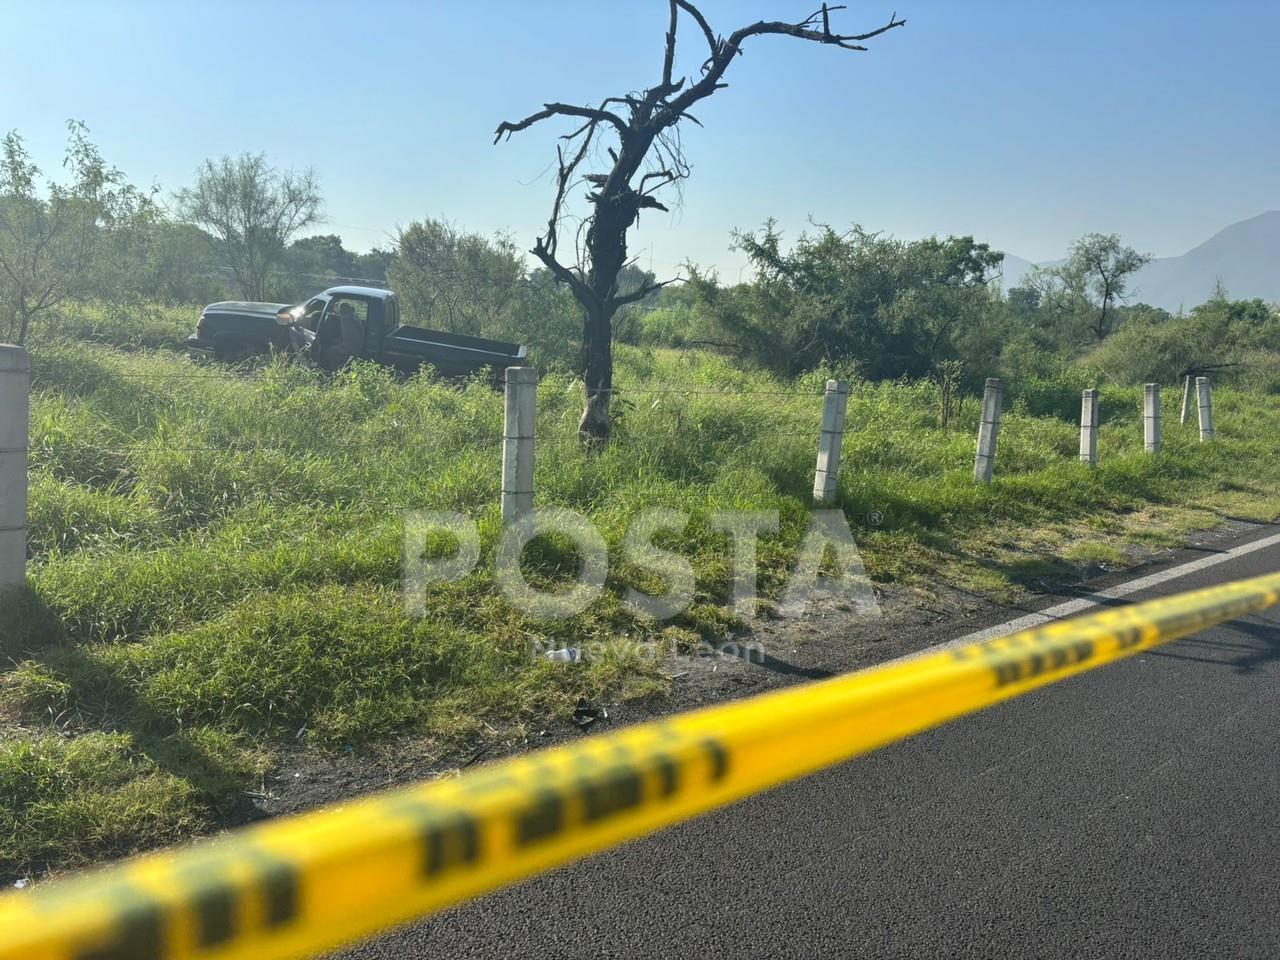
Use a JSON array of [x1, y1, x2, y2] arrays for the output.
[[342, 534, 1280, 959]]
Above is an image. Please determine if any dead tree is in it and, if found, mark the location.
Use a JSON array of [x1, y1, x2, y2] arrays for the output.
[[495, 2, 905, 442]]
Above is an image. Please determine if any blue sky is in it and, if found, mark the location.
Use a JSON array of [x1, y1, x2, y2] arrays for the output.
[[3, 0, 1277, 275]]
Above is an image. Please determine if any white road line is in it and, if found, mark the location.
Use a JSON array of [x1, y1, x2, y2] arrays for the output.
[[905, 529, 1280, 658]]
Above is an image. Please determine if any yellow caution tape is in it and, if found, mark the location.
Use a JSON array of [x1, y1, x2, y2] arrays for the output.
[[3, 570, 1278, 960]]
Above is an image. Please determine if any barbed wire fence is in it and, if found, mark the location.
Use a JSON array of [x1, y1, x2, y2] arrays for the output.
[[17, 355, 1217, 539]]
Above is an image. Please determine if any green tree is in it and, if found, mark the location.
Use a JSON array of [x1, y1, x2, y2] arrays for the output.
[[1005, 285, 1042, 323], [0, 121, 155, 345], [352, 247, 394, 284], [691, 222, 1004, 383], [174, 153, 322, 302], [134, 220, 229, 304], [389, 220, 524, 337], [1085, 286, 1279, 384], [1033, 233, 1151, 345], [285, 234, 356, 281], [388, 219, 581, 369]]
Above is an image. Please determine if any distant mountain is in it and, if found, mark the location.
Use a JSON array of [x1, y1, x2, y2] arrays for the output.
[[997, 211, 1280, 311], [1130, 211, 1280, 311], [997, 253, 1038, 291]]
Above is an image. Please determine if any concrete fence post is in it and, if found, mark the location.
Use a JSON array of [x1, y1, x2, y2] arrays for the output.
[[1196, 376, 1215, 441], [1180, 374, 1193, 425], [973, 377, 1003, 483], [501, 366, 537, 522], [1144, 383, 1161, 454], [0, 345, 30, 590], [812, 379, 850, 503], [1079, 388, 1099, 466]]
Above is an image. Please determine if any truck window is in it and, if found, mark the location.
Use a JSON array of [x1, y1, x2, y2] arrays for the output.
[[302, 297, 328, 330], [321, 298, 367, 324], [320, 298, 370, 353]]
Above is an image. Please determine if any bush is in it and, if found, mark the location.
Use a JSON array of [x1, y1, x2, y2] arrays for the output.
[[1084, 295, 1280, 386], [1005, 367, 1095, 420]]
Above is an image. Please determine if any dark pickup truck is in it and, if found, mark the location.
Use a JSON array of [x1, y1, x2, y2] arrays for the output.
[[186, 285, 527, 377]]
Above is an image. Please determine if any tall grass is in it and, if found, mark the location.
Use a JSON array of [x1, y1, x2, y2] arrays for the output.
[[3, 336, 1279, 876]]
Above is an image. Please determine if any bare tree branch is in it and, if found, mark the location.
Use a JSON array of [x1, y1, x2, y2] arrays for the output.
[[674, 0, 720, 65], [494, 102, 628, 144], [639, 169, 678, 194], [543, 122, 596, 260], [609, 275, 680, 309], [664, 7, 905, 121], [493, 1, 904, 442], [532, 237, 595, 308], [662, 0, 679, 89]]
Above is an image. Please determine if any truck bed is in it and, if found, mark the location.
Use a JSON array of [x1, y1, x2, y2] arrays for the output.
[[382, 326, 528, 376]]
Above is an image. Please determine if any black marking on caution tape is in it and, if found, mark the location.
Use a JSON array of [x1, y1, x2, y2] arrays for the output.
[[74, 891, 164, 960], [380, 797, 483, 878], [516, 789, 564, 845], [990, 638, 1094, 687], [258, 857, 299, 928], [1114, 624, 1144, 650], [1159, 596, 1258, 641], [192, 882, 234, 948], [513, 740, 726, 849], [581, 765, 643, 822], [423, 812, 480, 877], [955, 630, 1097, 688], [655, 754, 679, 796], [175, 847, 298, 949], [701, 738, 729, 781]]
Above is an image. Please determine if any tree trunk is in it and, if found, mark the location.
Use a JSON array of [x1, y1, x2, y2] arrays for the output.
[[16, 305, 31, 347], [0, 301, 16, 345], [579, 301, 613, 442], [494, 3, 906, 448], [250, 266, 266, 303], [578, 180, 635, 444]]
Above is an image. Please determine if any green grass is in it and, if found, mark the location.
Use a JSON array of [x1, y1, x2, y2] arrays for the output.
[[3, 333, 1280, 877], [1061, 541, 1131, 567], [37, 301, 194, 353]]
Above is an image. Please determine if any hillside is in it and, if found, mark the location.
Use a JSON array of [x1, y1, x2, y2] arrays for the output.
[[999, 211, 1280, 310], [1133, 211, 1280, 310]]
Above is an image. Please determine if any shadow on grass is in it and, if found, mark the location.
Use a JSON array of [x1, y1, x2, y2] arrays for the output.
[[908, 527, 1087, 595], [986, 554, 1084, 591], [1205, 512, 1280, 526], [0, 585, 265, 836]]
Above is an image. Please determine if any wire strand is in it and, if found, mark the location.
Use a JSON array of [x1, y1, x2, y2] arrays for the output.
[[31, 428, 823, 459], [34, 362, 832, 397]]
